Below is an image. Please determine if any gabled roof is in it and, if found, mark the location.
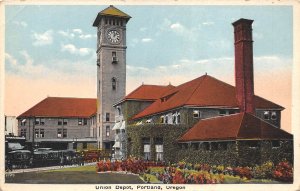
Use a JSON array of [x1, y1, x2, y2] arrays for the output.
[[18, 97, 97, 118], [125, 84, 175, 101], [132, 75, 283, 120], [93, 5, 131, 26], [178, 112, 293, 142]]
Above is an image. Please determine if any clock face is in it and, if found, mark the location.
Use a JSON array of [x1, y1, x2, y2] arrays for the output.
[[107, 30, 121, 44]]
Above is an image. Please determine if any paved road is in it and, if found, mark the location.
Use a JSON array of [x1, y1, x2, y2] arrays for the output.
[[8, 162, 97, 174]]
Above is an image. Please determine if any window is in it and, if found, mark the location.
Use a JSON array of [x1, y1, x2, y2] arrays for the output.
[[58, 119, 63, 125], [83, 142, 87, 149], [164, 116, 168, 124], [271, 140, 280, 148], [160, 116, 164, 123], [63, 129, 67, 138], [35, 129, 39, 138], [143, 137, 151, 160], [192, 143, 199, 150], [112, 78, 117, 90], [78, 118, 82, 125], [263, 111, 270, 120], [106, 126, 110, 137], [271, 111, 277, 120], [155, 145, 163, 161], [246, 141, 259, 148], [117, 107, 121, 115], [172, 113, 176, 124], [63, 119, 68, 125], [193, 110, 200, 118], [20, 129, 26, 137], [177, 113, 181, 124], [106, 113, 110, 122], [35, 129, 45, 138], [40, 129, 45, 138], [112, 52, 118, 63], [146, 118, 152, 123], [35, 118, 45, 125], [21, 119, 26, 126], [219, 110, 227, 116], [57, 129, 62, 138], [78, 118, 87, 125], [210, 142, 218, 151]]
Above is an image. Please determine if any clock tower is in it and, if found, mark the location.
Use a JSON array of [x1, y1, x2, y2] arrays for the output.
[[93, 5, 131, 149]]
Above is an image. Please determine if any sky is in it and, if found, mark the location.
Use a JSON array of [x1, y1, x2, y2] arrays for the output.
[[4, 5, 293, 132]]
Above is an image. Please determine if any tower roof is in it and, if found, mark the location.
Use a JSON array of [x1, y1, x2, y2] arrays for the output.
[[93, 5, 131, 27]]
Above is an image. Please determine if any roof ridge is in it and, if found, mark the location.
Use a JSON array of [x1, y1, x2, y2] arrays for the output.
[[17, 97, 48, 118], [184, 75, 208, 104]]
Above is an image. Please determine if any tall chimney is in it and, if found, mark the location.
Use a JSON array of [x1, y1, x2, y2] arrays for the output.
[[232, 18, 255, 114]]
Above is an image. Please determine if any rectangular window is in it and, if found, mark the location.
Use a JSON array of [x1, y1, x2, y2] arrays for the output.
[[57, 129, 62, 138], [144, 144, 151, 160], [106, 126, 110, 137], [20, 129, 26, 137], [193, 110, 200, 118], [40, 129, 45, 138], [106, 113, 110, 122], [21, 119, 27, 126], [155, 145, 163, 161], [63, 119, 68, 125], [160, 116, 164, 123], [164, 116, 168, 124], [63, 129, 67, 138], [78, 118, 83, 125], [271, 111, 277, 120], [58, 119, 63, 125], [83, 118, 88, 125], [83, 142, 87, 149], [35, 118, 45, 125], [264, 111, 270, 120], [272, 140, 280, 148], [35, 129, 39, 138], [229, 110, 235, 115], [172, 113, 176, 124], [219, 110, 227, 116]]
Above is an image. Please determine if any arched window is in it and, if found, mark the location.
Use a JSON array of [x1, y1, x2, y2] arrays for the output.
[[112, 78, 117, 90]]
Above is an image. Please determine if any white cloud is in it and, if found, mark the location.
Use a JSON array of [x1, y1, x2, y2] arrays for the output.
[[13, 21, 28, 27], [32, 30, 53, 46], [79, 34, 93, 39], [5, 51, 49, 77], [58, 30, 75, 39], [141, 38, 153, 43], [61, 44, 93, 56], [170, 23, 183, 30], [58, 29, 95, 40], [73, 29, 83, 34], [202, 21, 214, 26]]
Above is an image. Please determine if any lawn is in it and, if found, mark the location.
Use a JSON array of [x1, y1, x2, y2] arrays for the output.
[[5, 165, 144, 184]]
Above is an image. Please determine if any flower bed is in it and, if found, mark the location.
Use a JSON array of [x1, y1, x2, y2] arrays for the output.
[[95, 159, 293, 183]]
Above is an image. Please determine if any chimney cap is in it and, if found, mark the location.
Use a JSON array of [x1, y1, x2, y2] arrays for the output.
[[232, 18, 254, 26]]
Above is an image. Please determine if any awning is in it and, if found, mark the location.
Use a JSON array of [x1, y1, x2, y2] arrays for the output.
[[113, 141, 120, 148], [112, 122, 121, 130], [120, 121, 125, 130]]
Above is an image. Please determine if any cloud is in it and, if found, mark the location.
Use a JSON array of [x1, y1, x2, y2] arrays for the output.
[[58, 29, 95, 40], [202, 21, 214, 26], [141, 38, 153, 43], [73, 29, 83, 34], [61, 44, 93, 56], [13, 21, 28, 27], [58, 30, 75, 39], [170, 23, 184, 30], [31, 30, 53, 46]]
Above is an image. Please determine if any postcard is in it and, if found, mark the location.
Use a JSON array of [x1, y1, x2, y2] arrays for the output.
[[1, 0, 299, 191]]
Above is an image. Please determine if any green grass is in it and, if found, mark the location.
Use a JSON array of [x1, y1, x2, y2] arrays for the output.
[[45, 165, 97, 172], [6, 165, 144, 184]]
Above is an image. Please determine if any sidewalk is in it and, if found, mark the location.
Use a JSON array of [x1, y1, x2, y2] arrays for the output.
[[7, 162, 97, 174]]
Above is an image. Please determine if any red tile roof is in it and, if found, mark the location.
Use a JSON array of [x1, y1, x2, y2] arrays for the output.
[[178, 113, 293, 142], [18, 97, 97, 118], [132, 75, 283, 120], [125, 84, 175, 101]]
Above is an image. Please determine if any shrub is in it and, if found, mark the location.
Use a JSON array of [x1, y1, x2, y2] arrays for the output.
[[253, 161, 274, 179], [233, 167, 252, 179], [273, 161, 293, 183]]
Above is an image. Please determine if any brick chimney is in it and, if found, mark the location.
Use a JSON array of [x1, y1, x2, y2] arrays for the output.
[[232, 18, 255, 114]]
